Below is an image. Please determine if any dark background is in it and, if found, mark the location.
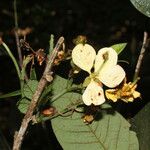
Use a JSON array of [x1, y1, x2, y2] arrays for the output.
[[0, 0, 150, 149]]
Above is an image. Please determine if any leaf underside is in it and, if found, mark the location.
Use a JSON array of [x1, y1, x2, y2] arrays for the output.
[[18, 97, 30, 114], [132, 101, 150, 150], [130, 0, 150, 17], [51, 76, 139, 150], [18, 79, 38, 113], [23, 80, 38, 99]]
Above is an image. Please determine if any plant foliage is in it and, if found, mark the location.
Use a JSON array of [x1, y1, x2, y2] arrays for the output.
[[111, 43, 127, 54], [51, 76, 139, 150], [130, 0, 150, 17]]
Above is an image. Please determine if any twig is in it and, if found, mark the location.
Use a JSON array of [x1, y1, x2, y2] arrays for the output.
[[36, 100, 83, 123], [14, 0, 23, 67], [133, 32, 148, 81], [12, 37, 64, 150]]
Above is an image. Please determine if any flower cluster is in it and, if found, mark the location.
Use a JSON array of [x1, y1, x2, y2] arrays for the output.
[[72, 43, 126, 106], [105, 78, 141, 102]]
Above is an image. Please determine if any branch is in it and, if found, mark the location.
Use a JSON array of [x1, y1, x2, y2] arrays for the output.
[[133, 32, 148, 81], [12, 37, 64, 150], [14, 0, 23, 67]]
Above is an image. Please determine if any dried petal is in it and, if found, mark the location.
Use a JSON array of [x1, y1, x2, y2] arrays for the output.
[[36, 49, 46, 65], [83, 114, 94, 124], [105, 80, 141, 103], [133, 91, 141, 99], [105, 89, 118, 102]]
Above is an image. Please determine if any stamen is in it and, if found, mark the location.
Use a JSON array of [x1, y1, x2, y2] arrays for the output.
[[102, 52, 109, 60]]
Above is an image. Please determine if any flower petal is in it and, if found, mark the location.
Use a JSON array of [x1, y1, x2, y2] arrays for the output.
[[99, 65, 125, 88], [105, 89, 118, 102], [72, 44, 96, 73], [94, 47, 118, 73], [82, 80, 105, 105], [133, 91, 141, 99]]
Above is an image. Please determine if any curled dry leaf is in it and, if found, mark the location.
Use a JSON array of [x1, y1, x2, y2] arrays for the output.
[[35, 49, 46, 65], [13, 27, 33, 36], [42, 107, 56, 116], [82, 114, 94, 124]]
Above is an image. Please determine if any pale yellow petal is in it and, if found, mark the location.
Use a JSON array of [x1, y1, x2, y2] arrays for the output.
[[105, 89, 118, 102], [127, 97, 134, 102], [94, 47, 118, 73], [82, 81, 105, 106], [133, 91, 141, 98], [72, 44, 96, 73], [99, 65, 125, 88]]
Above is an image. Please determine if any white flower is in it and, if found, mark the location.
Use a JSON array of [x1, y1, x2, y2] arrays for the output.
[[72, 43, 125, 106], [82, 80, 105, 105]]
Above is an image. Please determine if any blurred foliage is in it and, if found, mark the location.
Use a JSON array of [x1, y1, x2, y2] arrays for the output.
[[1, 0, 150, 48]]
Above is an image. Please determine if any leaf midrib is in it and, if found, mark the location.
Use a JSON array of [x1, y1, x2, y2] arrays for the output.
[[87, 124, 107, 150]]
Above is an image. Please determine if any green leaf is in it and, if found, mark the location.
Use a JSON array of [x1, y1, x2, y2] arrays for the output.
[[51, 75, 81, 105], [83, 76, 91, 87], [18, 97, 30, 114], [30, 68, 37, 80], [49, 34, 54, 55], [39, 84, 52, 104], [130, 0, 150, 17], [51, 76, 139, 150], [52, 111, 139, 150], [18, 79, 38, 114], [23, 80, 38, 99], [131, 101, 150, 150], [0, 90, 21, 99], [111, 43, 127, 54]]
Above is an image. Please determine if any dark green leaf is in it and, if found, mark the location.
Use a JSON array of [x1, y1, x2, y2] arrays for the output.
[[0, 90, 21, 99], [132, 101, 150, 150], [23, 80, 38, 99], [111, 43, 127, 54], [51, 76, 139, 150], [51, 75, 81, 105], [52, 111, 139, 150], [30, 68, 37, 80], [18, 97, 30, 114], [130, 0, 150, 17], [40, 84, 52, 101]]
